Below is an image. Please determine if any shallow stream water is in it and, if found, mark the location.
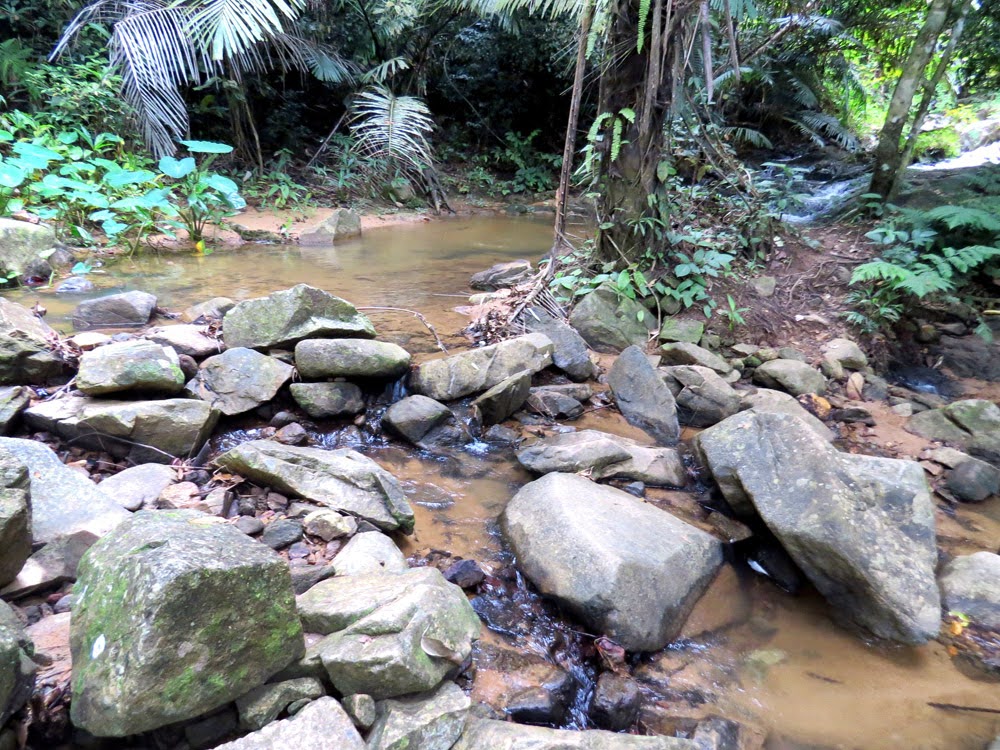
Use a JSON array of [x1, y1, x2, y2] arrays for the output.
[[16, 215, 1000, 748]]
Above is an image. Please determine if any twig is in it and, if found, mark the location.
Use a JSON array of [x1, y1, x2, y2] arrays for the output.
[[927, 702, 1000, 715], [358, 307, 448, 353]]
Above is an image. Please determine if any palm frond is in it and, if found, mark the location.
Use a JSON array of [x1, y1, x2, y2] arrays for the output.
[[187, 0, 304, 61], [350, 85, 435, 174]]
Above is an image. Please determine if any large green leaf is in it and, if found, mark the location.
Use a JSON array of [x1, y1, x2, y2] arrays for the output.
[[204, 173, 239, 194], [12, 142, 64, 165], [159, 156, 196, 179], [0, 162, 26, 189], [104, 170, 158, 188], [179, 140, 233, 154]]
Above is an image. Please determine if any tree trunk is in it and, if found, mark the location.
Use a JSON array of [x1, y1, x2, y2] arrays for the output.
[[595, 0, 695, 263], [889, 0, 974, 200], [868, 0, 955, 199], [551, 0, 594, 261]]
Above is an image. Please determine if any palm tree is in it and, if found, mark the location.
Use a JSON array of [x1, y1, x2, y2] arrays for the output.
[[52, 0, 352, 158]]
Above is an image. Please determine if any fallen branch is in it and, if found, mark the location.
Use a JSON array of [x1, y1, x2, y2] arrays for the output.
[[358, 306, 448, 353]]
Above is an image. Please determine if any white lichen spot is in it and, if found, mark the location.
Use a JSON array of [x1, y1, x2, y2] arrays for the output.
[[92, 634, 106, 659]]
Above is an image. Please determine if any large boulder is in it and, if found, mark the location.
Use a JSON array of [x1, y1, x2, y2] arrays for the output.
[[0, 449, 30, 587], [215, 441, 414, 533], [453, 717, 697, 749], [381, 396, 470, 450], [695, 411, 940, 644], [25, 396, 219, 464], [752, 358, 827, 396], [0, 218, 57, 280], [908, 399, 1000, 465], [216, 697, 364, 750], [76, 340, 186, 397], [939, 552, 1000, 630], [660, 365, 740, 427], [223, 285, 376, 350], [185, 348, 293, 416], [70, 510, 305, 737], [332, 531, 407, 576], [0, 297, 63, 384], [297, 567, 480, 698], [525, 318, 597, 381], [0, 437, 129, 545], [0, 600, 36, 726], [410, 333, 553, 402], [569, 285, 654, 353], [299, 208, 362, 245], [608, 346, 680, 445], [738, 388, 833, 441], [367, 681, 470, 750], [295, 339, 410, 379], [72, 290, 157, 329], [502, 473, 722, 651]]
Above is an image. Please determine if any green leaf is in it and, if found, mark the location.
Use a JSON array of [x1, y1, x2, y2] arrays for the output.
[[0, 162, 26, 189], [0, 130, 13, 142], [104, 170, 158, 188], [102, 218, 130, 236], [12, 142, 63, 165], [57, 131, 80, 145], [159, 156, 196, 179], [179, 140, 233, 154], [72, 261, 93, 275]]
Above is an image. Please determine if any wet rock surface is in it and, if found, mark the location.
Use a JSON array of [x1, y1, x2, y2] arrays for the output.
[[608, 346, 680, 445], [0, 298, 63, 384], [186, 347, 294, 416]]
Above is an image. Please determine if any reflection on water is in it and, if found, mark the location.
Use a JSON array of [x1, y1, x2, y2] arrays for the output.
[[10, 215, 559, 350]]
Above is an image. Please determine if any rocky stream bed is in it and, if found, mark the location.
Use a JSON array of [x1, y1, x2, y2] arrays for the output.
[[0, 217, 998, 750]]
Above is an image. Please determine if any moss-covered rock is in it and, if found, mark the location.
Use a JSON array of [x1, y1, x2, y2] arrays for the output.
[[70, 510, 304, 737], [568, 284, 654, 354], [76, 340, 186, 397], [295, 339, 410, 379], [289, 382, 364, 419], [0, 219, 57, 281], [223, 285, 376, 350]]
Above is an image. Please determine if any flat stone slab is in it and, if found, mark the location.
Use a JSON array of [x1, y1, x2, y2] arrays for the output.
[[215, 441, 414, 533], [453, 717, 697, 749], [214, 697, 364, 749]]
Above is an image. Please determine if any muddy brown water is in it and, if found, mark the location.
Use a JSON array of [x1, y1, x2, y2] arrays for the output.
[[18, 216, 1000, 748]]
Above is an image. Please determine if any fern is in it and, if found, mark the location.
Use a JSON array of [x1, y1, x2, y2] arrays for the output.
[[923, 206, 1000, 234], [636, 0, 650, 53]]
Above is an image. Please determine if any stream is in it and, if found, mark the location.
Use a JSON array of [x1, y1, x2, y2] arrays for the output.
[[12, 215, 1000, 749]]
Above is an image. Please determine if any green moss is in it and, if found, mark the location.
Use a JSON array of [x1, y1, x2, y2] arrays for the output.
[[163, 666, 198, 703]]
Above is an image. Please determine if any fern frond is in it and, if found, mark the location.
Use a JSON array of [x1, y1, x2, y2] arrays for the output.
[[924, 206, 1000, 234]]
